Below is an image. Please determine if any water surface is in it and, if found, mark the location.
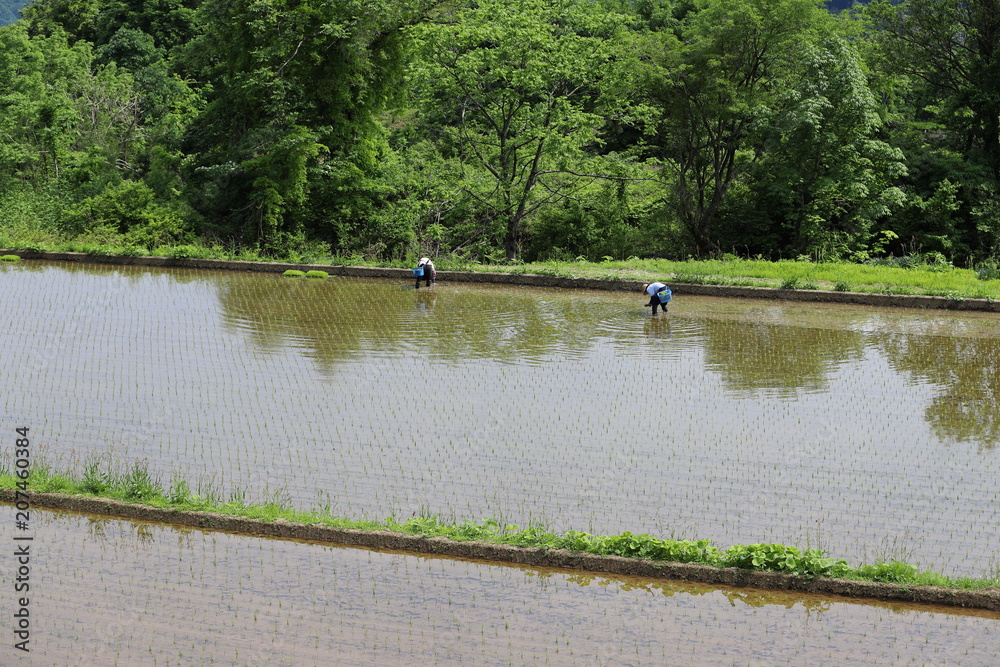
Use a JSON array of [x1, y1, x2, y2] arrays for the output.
[[20, 509, 1000, 665], [2, 261, 999, 575]]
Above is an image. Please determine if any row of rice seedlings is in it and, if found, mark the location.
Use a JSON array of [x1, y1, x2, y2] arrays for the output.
[[4, 264, 998, 577], [4, 460, 999, 591], [25, 508, 1000, 664]]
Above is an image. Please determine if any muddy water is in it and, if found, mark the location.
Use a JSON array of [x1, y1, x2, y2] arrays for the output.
[[18, 509, 1000, 665], [2, 261, 1000, 576]]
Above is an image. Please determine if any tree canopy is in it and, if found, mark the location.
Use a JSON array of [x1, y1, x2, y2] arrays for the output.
[[0, 0, 997, 264]]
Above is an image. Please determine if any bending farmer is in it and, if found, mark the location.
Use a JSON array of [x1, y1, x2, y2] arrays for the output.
[[643, 282, 672, 315], [415, 257, 436, 289]]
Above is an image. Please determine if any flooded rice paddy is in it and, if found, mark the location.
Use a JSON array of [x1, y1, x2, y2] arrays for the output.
[[22, 508, 1000, 665], [2, 261, 1000, 578]]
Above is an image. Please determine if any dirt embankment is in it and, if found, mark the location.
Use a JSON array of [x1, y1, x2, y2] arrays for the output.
[[4, 489, 998, 612], [4, 249, 999, 312]]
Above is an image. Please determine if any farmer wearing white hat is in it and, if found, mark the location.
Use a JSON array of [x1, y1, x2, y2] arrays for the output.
[[415, 257, 436, 289], [642, 282, 671, 315]]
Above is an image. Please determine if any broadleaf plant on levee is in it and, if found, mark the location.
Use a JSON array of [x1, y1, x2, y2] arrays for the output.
[[1, 457, 997, 593]]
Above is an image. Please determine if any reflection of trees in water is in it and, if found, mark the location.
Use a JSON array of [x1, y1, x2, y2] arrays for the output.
[[216, 275, 405, 365], [215, 277, 604, 366], [416, 289, 602, 362], [877, 334, 1000, 449], [217, 275, 873, 394], [701, 317, 863, 395], [561, 572, 831, 612], [643, 316, 671, 339]]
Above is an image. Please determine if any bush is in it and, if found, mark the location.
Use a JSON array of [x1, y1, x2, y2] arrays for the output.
[[61, 180, 193, 249], [975, 258, 1000, 281]]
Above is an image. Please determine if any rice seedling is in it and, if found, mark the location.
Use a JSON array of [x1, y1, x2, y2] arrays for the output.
[[283, 269, 305, 277], [20, 503, 1000, 664], [1, 254, 21, 262], [5, 260, 1000, 596]]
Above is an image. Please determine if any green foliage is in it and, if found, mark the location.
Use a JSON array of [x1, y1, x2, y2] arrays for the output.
[[5, 460, 998, 591], [975, 258, 1000, 281], [161, 243, 214, 259], [852, 560, 918, 583], [180, 0, 441, 255], [598, 532, 721, 564], [304, 270, 328, 279], [61, 180, 192, 248], [168, 478, 191, 504], [739, 37, 906, 258], [0, 254, 21, 262], [720, 543, 850, 578], [522, 176, 674, 261], [283, 270, 305, 278], [779, 276, 819, 290], [1, 0, 999, 262], [649, 0, 833, 255], [121, 460, 158, 500], [80, 455, 112, 494], [411, 0, 637, 259]]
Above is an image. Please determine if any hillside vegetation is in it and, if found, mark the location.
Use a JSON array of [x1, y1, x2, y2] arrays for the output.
[[1, 0, 998, 271], [0, 0, 28, 25]]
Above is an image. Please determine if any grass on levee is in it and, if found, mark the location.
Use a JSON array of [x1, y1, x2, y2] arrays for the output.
[[464, 257, 1000, 299], [3, 460, 998, 592], [3, 231, 1000, 300]]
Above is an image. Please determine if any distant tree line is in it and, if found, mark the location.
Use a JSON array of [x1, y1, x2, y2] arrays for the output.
[[0, 0, 28, 25], [0, 0, 997, 264]]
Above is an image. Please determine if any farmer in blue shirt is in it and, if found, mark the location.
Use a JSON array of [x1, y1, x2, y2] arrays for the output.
[[643, 282, 671, 315]]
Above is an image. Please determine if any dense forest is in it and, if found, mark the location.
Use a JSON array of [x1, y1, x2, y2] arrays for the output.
[[0, 0, 28, 25], [0, 0, 997, 264]]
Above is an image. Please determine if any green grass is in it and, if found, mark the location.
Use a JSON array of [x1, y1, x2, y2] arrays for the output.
[[466, 257, 1000, 299], [4, 460, 998, 592], [3, 234, 998, 300]]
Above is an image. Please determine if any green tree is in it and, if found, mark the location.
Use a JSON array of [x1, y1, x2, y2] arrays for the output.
[[179, 0, 443, 254], [19, 0, 104, 43], [649, 0, 832, 255], [0, 23, 141, 187], [744, 37, 906, 258], [411, 0, 634, 260], [95, 0, 201, 55], [870, 0, 1000, 179], [866, 0, 1000, 259]]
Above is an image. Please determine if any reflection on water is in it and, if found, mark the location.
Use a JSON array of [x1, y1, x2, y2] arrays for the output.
[[879, 334, 1000, 450], [2, 261, 1000, 577], [702, 316, 863, 396], [23, 509, 1000, 665]]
